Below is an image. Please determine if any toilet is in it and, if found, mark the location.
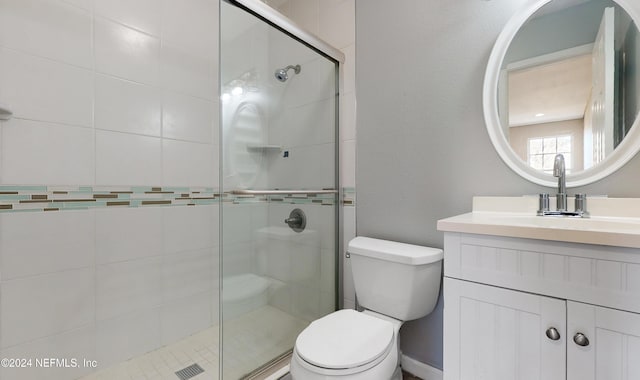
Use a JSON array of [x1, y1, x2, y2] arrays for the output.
[[290, 237, 443, 380]]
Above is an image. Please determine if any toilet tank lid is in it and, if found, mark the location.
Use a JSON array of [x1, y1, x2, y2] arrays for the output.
[[347, 237, 443, 265]]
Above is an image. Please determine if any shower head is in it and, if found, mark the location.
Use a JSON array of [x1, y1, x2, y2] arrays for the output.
[[274, 64, 301, 82]]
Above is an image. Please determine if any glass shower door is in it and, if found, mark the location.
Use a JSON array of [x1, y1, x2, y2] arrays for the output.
[[220, 2, 339, 378]]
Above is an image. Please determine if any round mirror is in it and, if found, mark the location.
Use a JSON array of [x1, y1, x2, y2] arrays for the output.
[[484, 0, 640, 187]]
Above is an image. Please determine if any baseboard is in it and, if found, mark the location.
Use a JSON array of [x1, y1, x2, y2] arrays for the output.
[[401, 354, 443, 380], [264, 354, 441, 380]]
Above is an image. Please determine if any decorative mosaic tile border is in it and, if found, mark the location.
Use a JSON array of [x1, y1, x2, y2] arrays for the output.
[[0, 185, 348, 213]]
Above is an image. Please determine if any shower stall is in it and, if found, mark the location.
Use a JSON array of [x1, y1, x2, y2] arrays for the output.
[[220, 1, 341, 378], [0, 0, 341, 379]]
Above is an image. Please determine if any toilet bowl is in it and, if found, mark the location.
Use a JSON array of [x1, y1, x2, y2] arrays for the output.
[[290, 309, 402, 380], [290, 237, 443, 380]]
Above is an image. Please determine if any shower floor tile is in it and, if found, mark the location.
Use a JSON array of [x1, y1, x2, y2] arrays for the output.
[[223, 306, 308, 379], [78, 306, 308, 380]]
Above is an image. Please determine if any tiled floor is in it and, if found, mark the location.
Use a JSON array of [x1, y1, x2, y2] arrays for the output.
[[222, 306, 308, 379], [78, 326, 218, 380], [78, 306, 308, 380]]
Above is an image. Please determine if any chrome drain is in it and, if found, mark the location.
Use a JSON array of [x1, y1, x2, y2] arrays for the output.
[[175, 363, 204, 380]]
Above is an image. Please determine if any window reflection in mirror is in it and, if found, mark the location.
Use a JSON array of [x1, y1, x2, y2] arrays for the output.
[[498, 0, 640, 174]]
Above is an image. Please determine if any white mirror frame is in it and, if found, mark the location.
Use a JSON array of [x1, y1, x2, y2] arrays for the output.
[[484, 0, 640, 188]]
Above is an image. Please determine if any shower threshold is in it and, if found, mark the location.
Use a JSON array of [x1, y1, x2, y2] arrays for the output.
[[240, 350, 292, 380]]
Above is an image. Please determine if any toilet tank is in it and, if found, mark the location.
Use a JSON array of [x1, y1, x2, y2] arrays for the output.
[[348, 237, 443, 321]]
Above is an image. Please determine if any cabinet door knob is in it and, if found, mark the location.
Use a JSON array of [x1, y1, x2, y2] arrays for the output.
[[573, 332, 590, 347], [545, 327, 561, 341]]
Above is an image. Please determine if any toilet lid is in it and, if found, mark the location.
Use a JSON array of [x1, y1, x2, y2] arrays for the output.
[[295, 309, 394, 370]]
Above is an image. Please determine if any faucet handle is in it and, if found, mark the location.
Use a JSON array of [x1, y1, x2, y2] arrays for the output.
[[575, 194, 588, 214], [537, 193, 550, 215]]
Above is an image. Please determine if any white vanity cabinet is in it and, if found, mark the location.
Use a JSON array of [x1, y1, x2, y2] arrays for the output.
[[443, 232, 640, 380]]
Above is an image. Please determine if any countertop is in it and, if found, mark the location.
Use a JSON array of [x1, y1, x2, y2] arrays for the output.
[[437, 196, 640, 249]]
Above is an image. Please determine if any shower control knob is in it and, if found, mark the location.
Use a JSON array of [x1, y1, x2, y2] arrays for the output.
[[284, 216, 302, 224], [284, 208, 306, 233], [545, 327, 560, 341], [573, 332, 590, 347]]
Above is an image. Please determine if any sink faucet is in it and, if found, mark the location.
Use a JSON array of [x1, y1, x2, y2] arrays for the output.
[[553, 154, 567, 211]]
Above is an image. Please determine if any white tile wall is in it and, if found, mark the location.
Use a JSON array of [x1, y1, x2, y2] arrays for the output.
[[96, 308, 162, 368], [320, 248, 336, 295], [0, 211, 95, 280], [1, 326, 96, 380], [250, 203, 335, 318], [0, 47, 93, 127], [0, 0, 92, 68], [161, 42, 218, 100], [96, 207, 163, 264], [0, 203, 218, 374], [61, 0, 92, 10], [341, 139, 356, 188], [163, 205, 214, 254], [1, 268, 95, 348], [94, 0, 162, 36], [340, 91, 356, 141], [0, 0, 219, 188], [268, 143, 335, 189], [94, 74, 162, 137], [96, 256, 163, 321], [162, 139, 217, 187], [160, 291, 213, 345], [162, 91, 214, 143], [342, 44, 356, 95], [292, 284, 321, 321], [95, 130, 162, 186], [273, 97, 335, 148], [161, 0, 218, 61], [163, 248, 213, 302], [2, 119, 94, 185], [94, 17, 160, 86]]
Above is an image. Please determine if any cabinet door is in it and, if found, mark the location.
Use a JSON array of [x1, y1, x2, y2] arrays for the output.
[[568, 301, 640, 380], [444, 278, 566, 380]]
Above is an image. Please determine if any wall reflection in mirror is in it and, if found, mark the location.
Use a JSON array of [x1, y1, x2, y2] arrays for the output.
[[499, 0, 640, 175]]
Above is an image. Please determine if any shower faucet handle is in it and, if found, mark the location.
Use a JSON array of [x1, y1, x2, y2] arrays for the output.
[[284, 216, 301, 224], [284, 208, 306, 232]]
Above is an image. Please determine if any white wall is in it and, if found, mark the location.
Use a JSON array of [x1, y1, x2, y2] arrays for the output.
[[357, 0, 640, 371], [0, 0, 219, 188], [0, 1, 220, 379]]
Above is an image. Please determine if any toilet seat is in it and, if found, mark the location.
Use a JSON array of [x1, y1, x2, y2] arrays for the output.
[[295, 310, 395, 373]]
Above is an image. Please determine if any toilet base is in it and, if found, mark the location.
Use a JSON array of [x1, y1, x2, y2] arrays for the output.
[[290, 342, 400, 380], [391, 366, 402, 380]]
